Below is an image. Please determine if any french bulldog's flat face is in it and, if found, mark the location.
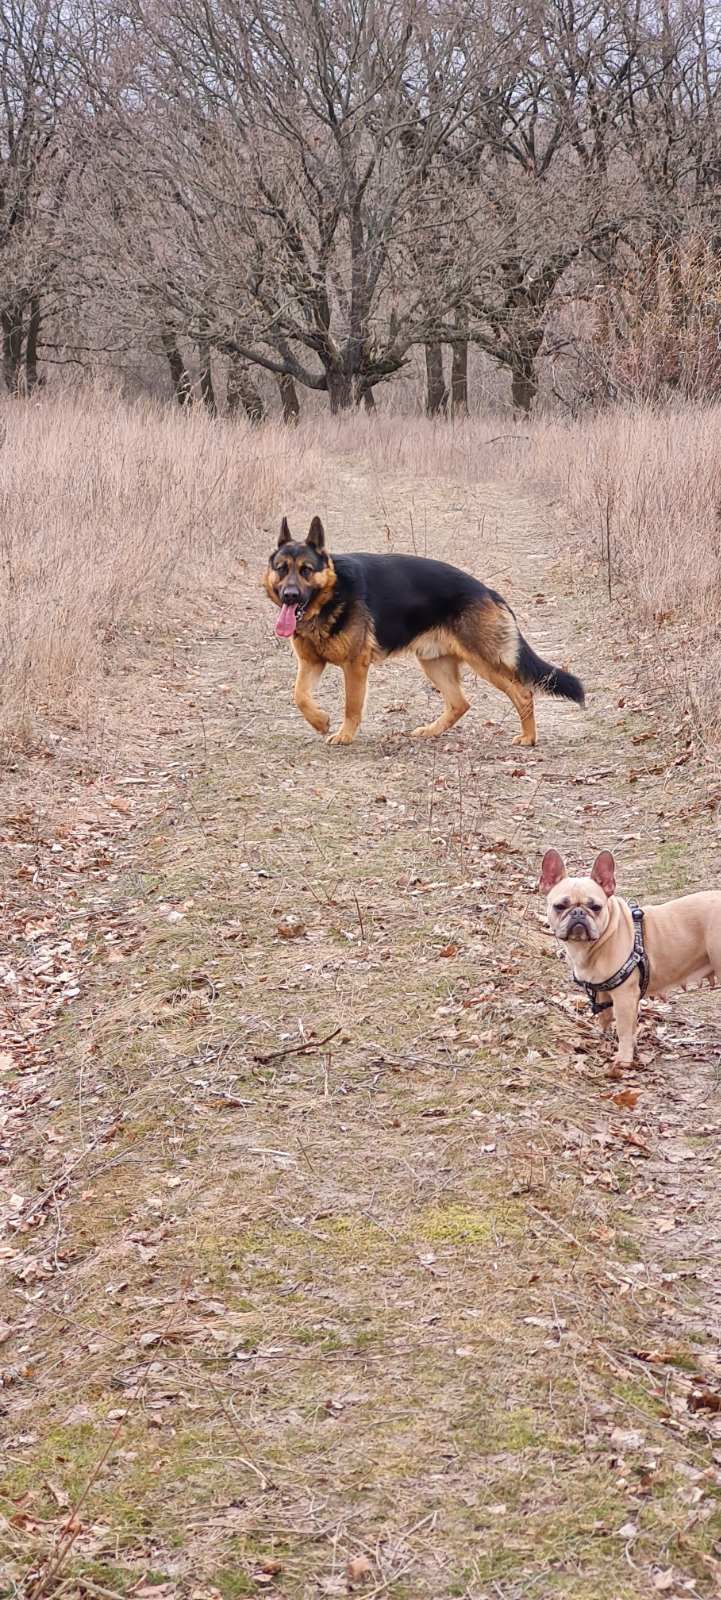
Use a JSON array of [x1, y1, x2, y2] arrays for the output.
[[540, 849, 616, 944]]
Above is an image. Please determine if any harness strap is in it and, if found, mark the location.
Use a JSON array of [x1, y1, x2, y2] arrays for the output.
[[573, 904, 650, 1015]]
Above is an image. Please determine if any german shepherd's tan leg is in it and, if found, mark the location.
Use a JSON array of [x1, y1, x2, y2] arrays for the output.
[[292, 643, 330, 735], [465, 654, 537, 746], [412, 657, 470, 738], [328, 656, 370, 745]]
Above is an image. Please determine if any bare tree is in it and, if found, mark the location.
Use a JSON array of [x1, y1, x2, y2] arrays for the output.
[[441, 0, 640, 412], [0, 0, 74, 393], [15, 0, 721, 417], [77, 0, 508, 409]]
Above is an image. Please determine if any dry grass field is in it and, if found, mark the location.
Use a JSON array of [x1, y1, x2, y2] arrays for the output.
[[2, 395, 720, 755], [2, 393, 721, 1599]]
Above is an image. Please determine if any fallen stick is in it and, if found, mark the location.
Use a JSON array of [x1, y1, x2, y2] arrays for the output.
[[253, 1027, 342, 1065]]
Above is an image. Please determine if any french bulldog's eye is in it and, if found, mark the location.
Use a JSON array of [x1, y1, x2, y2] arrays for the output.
[[555, 899, 569, 912], [587, 901, 602, 913]]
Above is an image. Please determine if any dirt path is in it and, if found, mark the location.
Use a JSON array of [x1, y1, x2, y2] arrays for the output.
[[3, 463, 721, 1600]]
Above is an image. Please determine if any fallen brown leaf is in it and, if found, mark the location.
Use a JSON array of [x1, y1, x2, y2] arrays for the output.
[[688, 1387, 721, 1414], [618, 1128, 651, 1157], [43, 1478, 70, 1509], [346, 1555, 372, 1586], [631, 1347, 681, 1364], [612, 1088, 640, 1109], [275, 914, 305, 939]]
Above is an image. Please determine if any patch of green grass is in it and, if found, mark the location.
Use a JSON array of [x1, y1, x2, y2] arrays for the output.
[[648, 840, 689, 894], [319, 1215, 390, 1256], [612, 1377, 665, 1419], [0, 1422, 107, 1506], [319, 1331, 345, 1354], [66, 1561, 139, 1595], [197, 1215, 391, 1286], [209, 1570, 255, 1599], [353, 1324, 381, 1351], [663, 1346, 703, 1371], [456, 1400, 554, 1458], [293, 1325, 321, 1346], [615, 1230, 642, 1261], [416, 1199, 525, 1246], [488, 1405, 543, 1451], [468, 1476, 650, 1589]]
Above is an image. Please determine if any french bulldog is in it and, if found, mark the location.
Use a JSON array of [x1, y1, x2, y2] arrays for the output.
[[540, 848, 721, 1066]]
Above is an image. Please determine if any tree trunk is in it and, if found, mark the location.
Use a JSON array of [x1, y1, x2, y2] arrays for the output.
[[1, 306, 23, 395], [327, 368, 354, 412], [161, 332, 192, 407], [354, 375, 376, 411], [450, 328, 468, 416], [227, 355, 266, 423], [25, 299, 42, 393], [277, 373, 300, 424], [198, 344, 217, 416], [510, 351, 539, 415], [425, 342, 448, 416]]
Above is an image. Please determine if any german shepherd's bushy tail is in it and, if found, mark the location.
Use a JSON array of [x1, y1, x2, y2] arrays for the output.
[[516, 633, 585, 706]]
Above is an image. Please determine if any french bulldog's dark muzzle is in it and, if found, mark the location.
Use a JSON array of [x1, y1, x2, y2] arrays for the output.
[[559, 908, 598, 942]]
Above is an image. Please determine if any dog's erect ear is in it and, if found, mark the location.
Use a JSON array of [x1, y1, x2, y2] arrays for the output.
[[278, 517, 292, 546], [590, 851, 616, 897], [539, 849, 566, 894], [307, 516, 325, 551]]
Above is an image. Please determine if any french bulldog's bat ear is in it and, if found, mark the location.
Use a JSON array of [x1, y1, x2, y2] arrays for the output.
[[307, 516, 325, 551], [278, 517, 292, 546], [539, 849, 566, 893], [590, 851, 616, 896]]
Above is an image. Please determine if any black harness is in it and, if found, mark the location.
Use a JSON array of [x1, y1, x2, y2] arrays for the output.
[[573, 903, 650, 1015]]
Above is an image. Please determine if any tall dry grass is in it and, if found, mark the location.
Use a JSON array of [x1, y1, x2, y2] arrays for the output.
[[0, 391, 325, 749], [527, 405, 721, 739], [1, 389, 718, 751]]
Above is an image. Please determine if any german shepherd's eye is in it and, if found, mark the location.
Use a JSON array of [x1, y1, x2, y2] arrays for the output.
[[274, 558, 288, 574], [300, 563, 314, 579]]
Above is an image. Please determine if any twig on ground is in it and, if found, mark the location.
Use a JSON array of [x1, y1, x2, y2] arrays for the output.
[[352, 889, 366, 942], [253, 1027, 342, 1064], [26, 1422, 124, 1599]]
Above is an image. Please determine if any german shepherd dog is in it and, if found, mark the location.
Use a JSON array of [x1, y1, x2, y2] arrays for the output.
[[264, 516, 585, 746]]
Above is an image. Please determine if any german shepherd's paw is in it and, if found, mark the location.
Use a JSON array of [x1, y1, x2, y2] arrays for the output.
[[327, 728, 356, 746]]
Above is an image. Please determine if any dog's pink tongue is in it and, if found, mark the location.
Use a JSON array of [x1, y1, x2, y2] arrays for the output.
[[275, 604, 297, 638]]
